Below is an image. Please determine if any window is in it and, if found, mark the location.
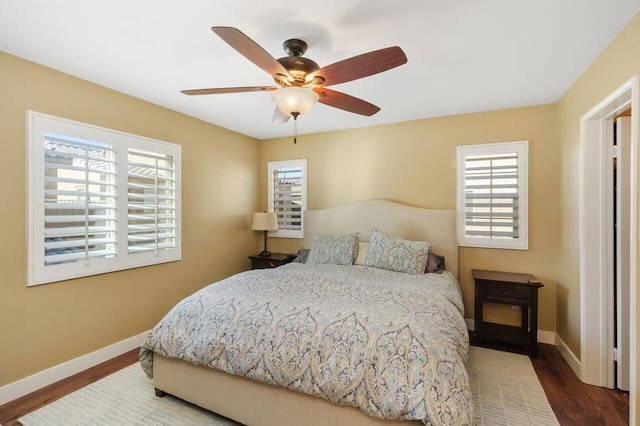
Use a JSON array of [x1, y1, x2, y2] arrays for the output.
[[267, 159, 307, 238], [456, 141, 528, 250], [28, 111, 181, 286]]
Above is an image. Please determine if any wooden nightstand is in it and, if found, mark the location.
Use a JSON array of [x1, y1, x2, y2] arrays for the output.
[[248, 253, 295, 270], [472, 269, 544, 358]]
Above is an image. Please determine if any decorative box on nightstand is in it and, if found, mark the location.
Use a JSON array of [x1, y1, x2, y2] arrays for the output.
[[472, 269, 544, 357], [248, 253, 295, 270]]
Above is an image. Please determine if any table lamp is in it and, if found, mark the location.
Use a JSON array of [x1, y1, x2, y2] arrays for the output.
[[252, 212, 278, 257]]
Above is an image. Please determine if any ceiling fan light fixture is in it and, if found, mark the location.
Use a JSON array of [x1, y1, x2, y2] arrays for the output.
[[271, 87, 319, 116]]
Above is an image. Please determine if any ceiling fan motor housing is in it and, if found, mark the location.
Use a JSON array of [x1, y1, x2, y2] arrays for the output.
[[276, 56, 320, 85], [276, 39, 320, 85]]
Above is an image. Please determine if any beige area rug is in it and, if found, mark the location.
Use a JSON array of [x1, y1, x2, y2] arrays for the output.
[[466, 347, 559, 425], [20, 346, 558, 425]]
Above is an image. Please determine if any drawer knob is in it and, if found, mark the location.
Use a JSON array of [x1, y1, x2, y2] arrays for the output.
[[503, 290, 509, 296]]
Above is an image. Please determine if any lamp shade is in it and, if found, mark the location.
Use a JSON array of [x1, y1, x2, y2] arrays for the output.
[[271, 87, 319, 116], [251, 212, 278, 231]]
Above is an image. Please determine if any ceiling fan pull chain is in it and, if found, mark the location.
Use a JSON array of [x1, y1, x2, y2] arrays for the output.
[[292, 112, 300, 144]]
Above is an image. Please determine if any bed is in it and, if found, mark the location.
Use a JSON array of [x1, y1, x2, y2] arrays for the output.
[[140, 200, 471, 425]]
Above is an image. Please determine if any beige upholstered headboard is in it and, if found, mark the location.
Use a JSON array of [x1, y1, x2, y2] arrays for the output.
[[303, 200, 459, 279]]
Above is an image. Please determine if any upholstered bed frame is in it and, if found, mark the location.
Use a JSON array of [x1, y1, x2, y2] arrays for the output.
[[153, 200, 458, 426]]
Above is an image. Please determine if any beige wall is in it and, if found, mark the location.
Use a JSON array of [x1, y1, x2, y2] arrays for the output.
[[258, 104, 558, 331], [555, 11, 640, 418], [0, 52, 260, 387]]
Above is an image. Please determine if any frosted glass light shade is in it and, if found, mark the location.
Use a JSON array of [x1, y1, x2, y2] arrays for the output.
[[251, 212, 278, 231], [271, 87, 319, 116]]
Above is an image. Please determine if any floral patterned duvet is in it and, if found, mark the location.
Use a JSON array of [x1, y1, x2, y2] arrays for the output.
[[140, 263, 473, 425]]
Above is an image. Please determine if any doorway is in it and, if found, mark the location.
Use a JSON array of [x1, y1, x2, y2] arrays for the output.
[[579, 76, 637, 421]]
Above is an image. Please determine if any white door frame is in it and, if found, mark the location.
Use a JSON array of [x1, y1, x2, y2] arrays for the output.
[[579, 75, 638, 422]]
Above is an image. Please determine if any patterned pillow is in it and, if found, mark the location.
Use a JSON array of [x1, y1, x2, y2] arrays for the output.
[[306, 233, 359, 265], [364, 228, 430, 274]]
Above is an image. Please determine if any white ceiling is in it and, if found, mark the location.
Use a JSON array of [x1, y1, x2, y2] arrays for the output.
[[1, 1, 639, 140]]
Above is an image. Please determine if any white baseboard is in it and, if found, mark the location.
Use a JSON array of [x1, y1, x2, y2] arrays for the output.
[[0, 330, 149, 405], [555, 333, 582, 379], [465, 318, 555, 344]]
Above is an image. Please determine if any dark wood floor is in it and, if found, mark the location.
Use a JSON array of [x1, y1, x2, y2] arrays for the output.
[[0, 344, 629, 425], [532, 344, 629, 425]]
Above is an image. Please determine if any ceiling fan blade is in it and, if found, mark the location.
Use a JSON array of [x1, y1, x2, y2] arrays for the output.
[[181, 86, 277, 95], [308, 46, 407, 87], [211, 27, 293, 83], [272, 107, 291, 125], [314, 88, 380, 116]]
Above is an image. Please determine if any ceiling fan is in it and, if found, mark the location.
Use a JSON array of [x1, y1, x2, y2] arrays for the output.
[[181, 27, 408, 124]]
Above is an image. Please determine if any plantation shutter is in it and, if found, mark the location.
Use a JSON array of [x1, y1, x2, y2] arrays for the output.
[[463, 153, 519, 238], [43, 134, 117, 266], [457, 141, 528, 250], [127, 149, 178, 254], [272, 166, 303, 231], [268, 159, 307, 238]]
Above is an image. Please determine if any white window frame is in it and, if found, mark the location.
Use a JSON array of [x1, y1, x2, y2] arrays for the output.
[[267, 159, 307, 238], [27, 111, 182, 286], [456, 140, 528, 250]]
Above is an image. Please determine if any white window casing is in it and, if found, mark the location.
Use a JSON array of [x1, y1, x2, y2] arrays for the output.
[[267, 159, 307, 238], [28, 111, 181, 286], [456, 141, 528, 250]]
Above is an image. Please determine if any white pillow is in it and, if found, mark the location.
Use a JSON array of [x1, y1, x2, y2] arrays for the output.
[[354, 242, 369, 265]]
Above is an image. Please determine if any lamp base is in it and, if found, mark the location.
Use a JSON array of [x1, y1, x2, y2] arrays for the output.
[[259, 249, 272, 257], [259, 230, 271, 257]]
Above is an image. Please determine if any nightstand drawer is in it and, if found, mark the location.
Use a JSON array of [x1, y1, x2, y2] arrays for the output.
[[484, 282, 529, 304]]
